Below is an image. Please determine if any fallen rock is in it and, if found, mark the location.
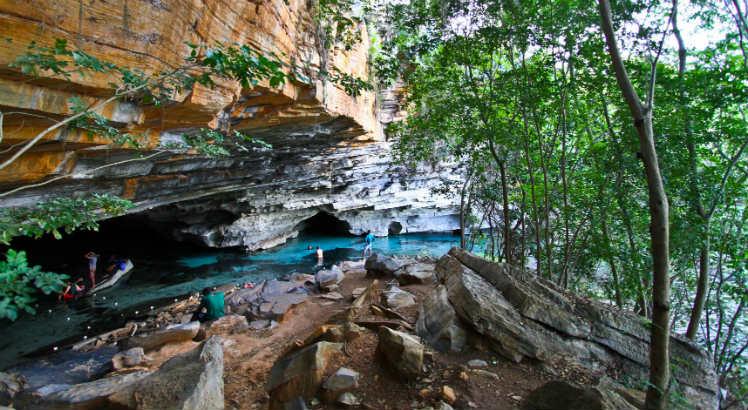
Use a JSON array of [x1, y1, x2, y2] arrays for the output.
[[438, 248, 718, 407], [315, 266, 344, 291], [109, 336, 224, 410], [383, 286, 416, 309], [320, 292, 344, 301], [322, 367, 359, 402], [351, 287, 366, 298], [15, 371, 151, 409], [394, 262, 435, 284], [112, 347, 146, 370], [340, 260, 364, 272], [249, 320, 272, 330], [416, 285, 466, 352], [267, 341, 343, 410], [123, 321, 200, 352], [207, 314, 249, 335], [522, 380, 638, 410], [365, 254, 403, 277], [377, 327, 424, 380]]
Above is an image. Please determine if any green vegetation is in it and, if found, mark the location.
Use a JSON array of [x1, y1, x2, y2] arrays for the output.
[[0, 250, 67, 321]]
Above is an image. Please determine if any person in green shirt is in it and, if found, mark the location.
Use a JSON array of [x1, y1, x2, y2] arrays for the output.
[[192, 287, 225, 322]]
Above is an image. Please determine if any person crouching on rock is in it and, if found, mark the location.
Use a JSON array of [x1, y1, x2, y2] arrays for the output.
[[191, 287, 225, 323], [59, 278, 86, 302]]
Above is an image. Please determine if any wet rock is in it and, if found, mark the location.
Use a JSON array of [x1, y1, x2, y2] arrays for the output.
[[337, 392, 361, 407], [124, 321, 200, 352], [207, 314, 249, 335], [315, 266, 344, 291], [108, 336, 224, 410], [112, 347, 146, 370], [416, 285, 466, 352], [467, 359, 488, 368], [0, 372, 25, 405], [522, 380, 638, 410], [267, 341, 343, 410], [377, 327, 424, 380], [322, 367, 359, 402], [383, 286, 416, 309], [394, 262, 435, 284], [15, 371, 151, 410], [365, 254, 403, 277], [7, 346, 119, 390]]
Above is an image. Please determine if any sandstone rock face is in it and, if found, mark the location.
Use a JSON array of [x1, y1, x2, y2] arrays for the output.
[[0, 1, 461, 247], [124, 321, 200, 352], [109, 336, 224, 410], [377, 327, 424, 380], [267, 341, 343, 410], [437, 247, 719, 409]]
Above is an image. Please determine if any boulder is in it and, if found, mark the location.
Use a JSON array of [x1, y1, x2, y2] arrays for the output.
[[321, 367, 359, 402], [383, 286, 417, 309], [315, 266, 344, 291], [437, 247, 719, 408], [207, 314, 249, 335], [249, 320, 272, 330], [377, 327, 424, 380], [522, 380, 639, 410], [337, 392, 361, 407], [267, 341, 343, 410], [340, 260, 364, 272], [416, 285, 466, 352], [112, 347, 146, 370], [394, 262, 435, 284], [364, 254, 402, 277], [14, 371, 151, 410], [108, 336, 224, 410], [124, 321, 200, 352]]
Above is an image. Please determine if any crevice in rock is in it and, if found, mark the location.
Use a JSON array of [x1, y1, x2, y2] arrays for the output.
[[297, 211, 353, 236]]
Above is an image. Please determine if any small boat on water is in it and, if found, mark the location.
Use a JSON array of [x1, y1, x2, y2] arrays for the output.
[[89, 259, 134, 293]]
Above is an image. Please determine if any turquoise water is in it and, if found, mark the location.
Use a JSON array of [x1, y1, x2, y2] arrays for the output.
[[0, 232, 460, 369]]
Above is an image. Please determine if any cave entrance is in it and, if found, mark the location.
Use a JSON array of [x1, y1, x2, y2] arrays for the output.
[[299, 211, 352, 236], [388, 221, 403, 235], [6, 214, 202, 275]]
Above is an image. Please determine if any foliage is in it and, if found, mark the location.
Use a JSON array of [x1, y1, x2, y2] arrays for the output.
[[0, 249, 68, 321], [0, 194, 135, 245]]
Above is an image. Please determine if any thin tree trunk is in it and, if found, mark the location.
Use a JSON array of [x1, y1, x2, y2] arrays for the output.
[[499, 160, 512, 263], [599, 1, 671, 408]]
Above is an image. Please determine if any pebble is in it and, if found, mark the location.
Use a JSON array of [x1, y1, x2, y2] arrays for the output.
[[337, 392, 361, 406], [467, 359, 488, 368], [441, 385, 456, 404], [510, 395, 522, 401]]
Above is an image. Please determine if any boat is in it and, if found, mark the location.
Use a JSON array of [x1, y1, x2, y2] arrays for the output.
[[89, 259, 134, 293]]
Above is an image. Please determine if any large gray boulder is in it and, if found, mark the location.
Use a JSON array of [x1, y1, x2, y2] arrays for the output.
[[267, 341, 343, 410], [437, 247, 719, 409], [377, 327, 424, 380], [6, 346, 119, 390], [364, 254, 402, 277], [315, 266, 344, 291], [108, 336, 224, 410], [383, 285, 417, 310], [124, 321, 200, 352], [416, 285, 466, 352], [522, 379, 641, 410]]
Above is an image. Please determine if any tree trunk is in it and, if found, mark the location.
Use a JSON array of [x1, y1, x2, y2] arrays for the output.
[[499, 160, 512, 263], [599, 1, 671, 408], [686, 231, 710, 339]]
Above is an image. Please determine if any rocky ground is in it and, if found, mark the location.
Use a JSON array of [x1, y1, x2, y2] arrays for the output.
[[0, 249, 719, 410]]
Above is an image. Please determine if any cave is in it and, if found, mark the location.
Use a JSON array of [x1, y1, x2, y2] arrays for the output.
[[298, 211, 353, 236], [388, 221, 403, 235], [6, 214, 203, 275]]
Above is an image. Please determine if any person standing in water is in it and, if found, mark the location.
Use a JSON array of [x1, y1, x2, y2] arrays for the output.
[[363, 231, 375, 258], [84, 251, 99, 288], [316, 246, 324, 264]]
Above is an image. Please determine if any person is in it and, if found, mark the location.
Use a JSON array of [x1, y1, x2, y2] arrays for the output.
[[192, 287, 225, 322], [363, 231, 375, 258], [306, 245, 313, 250], [60, 278, 86, 302], [84, 251, 99, 288], [316, 246, 324, 261]]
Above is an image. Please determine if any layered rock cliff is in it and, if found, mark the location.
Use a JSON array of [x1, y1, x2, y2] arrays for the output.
[[0, 0, 460, 248]]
